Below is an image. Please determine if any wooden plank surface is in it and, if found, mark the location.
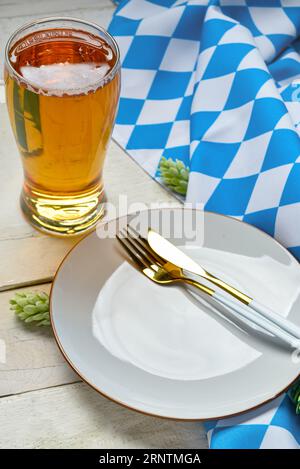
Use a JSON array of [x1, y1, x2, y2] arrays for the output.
[[0, 284, 78, 396], [0, 0, 208, 448], [0, 382, 207, 449]]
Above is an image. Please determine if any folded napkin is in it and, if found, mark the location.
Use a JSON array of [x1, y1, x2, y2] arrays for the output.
[[109, 0, 300, 448]]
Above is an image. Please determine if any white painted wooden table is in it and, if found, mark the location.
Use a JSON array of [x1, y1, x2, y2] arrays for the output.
[[0, 0, 208, 449]]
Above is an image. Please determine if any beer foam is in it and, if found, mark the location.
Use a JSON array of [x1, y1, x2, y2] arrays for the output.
[[20, 62, 110, 95]]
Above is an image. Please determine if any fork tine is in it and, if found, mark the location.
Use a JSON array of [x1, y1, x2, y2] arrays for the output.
[[125, 227, 159, 265], [119, 229, 157, 268], [127, 225, 165, 265], [116, 233, 152, 271], [116, 234, 146, 270]]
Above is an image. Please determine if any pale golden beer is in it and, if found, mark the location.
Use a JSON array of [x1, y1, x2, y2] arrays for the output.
[[4, 18, 120, 235]]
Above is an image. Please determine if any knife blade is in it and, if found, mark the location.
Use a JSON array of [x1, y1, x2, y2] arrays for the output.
[[147, 228, 251, 305], [147, 228, 300, 340], [147, 229, 206, 277]]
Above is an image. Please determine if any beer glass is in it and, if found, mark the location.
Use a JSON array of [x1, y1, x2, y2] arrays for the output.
[[4, 17, 120, 235]]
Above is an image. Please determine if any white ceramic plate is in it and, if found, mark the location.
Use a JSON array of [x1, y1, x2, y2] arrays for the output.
[[50, 208, 300, 420]]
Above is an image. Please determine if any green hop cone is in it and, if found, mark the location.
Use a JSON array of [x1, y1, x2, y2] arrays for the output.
[[159, 157, 190, 196], [9, 291, 50, 326], [288, 379, 300, 415]]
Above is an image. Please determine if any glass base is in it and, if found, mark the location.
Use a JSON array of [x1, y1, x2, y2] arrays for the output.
[[20, 184, 105, 236]]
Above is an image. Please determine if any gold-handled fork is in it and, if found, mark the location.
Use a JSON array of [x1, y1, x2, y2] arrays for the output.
[[116, 225, 300, 349], [116, 226, 215, 297]]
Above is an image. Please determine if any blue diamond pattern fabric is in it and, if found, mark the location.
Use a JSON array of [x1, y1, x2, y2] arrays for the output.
[[206, 394, 300, 449], [109, 0, 300, 449]]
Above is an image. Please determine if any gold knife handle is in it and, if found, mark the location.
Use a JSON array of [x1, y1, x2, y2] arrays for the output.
[[205, 273, 252, 305]]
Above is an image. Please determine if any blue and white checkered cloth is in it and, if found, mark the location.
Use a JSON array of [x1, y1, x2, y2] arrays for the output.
[[108, 0, 300, 449]]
